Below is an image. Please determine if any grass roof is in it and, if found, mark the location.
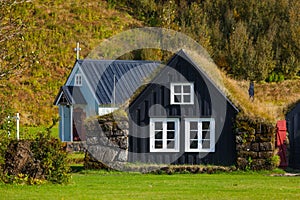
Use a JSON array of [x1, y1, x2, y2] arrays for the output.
[[109, 49, 300, 125], [223, 75, 300, 124], [184, 49, 300, 124]]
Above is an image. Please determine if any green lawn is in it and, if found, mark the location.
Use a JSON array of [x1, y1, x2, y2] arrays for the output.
[[18, 125, 59, 139], [0, 171, 299, 200]]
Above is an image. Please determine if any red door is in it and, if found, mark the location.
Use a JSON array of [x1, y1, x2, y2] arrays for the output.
[[276, 120, 288, 168]]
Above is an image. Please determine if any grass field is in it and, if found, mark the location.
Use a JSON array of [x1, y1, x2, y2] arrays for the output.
[[17, 125, 59, 139], [0, 170, 299, 200]]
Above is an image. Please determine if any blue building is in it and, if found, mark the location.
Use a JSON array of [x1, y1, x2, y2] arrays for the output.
[[54, 59, 160, 141]]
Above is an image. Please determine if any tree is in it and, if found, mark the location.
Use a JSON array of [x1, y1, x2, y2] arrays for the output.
[[113, 0, 300, 81], [227, 21, 250, 79]]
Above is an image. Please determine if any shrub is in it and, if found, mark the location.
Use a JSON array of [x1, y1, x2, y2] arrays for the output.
[[30, 131, 71, 183], [0, 131, 70, 184], [266, 72, 285, 83], [266, 155, 280, 169]]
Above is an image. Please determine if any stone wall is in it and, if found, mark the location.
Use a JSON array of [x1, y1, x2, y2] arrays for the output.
[[63, 141, 87, 152], [84, 115, 129, 170], [235, 116, 279, 170]]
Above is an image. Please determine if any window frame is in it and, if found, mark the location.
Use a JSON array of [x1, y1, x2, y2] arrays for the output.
[[149, 118, 180, 152], [75, 74, 82, 86], [184, 118, 215, 152], [170, 82, 194, 105]]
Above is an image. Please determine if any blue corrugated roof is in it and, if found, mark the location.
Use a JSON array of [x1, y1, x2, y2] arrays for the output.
[[77, 59, 160, 105]]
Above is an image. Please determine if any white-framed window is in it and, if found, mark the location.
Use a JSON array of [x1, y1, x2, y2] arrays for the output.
[[170, 83, 194, 105], [150, 118, 180, 152], [185, 118, 215, 152], [75, 74, 82, 86]]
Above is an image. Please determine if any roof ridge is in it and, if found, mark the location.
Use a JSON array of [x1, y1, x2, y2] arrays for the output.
[[77, 59, 161, 63]]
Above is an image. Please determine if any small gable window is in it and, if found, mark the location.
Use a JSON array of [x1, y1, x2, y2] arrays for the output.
[[185, 118, 215, 152], [150, 118, 180, 152], [170, 83, 194, 105], [75, 74, 82, 86]]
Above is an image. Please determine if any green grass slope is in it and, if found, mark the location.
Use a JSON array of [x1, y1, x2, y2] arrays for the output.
[[1, 0, 141, 125]]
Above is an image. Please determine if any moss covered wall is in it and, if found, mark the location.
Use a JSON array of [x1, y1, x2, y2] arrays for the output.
[[84, 113, 129, 170], [235, 114, 279, 170]]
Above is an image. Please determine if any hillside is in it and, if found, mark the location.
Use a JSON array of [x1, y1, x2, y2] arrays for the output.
[[0, 0, 299, 127], [0, 0, 141, 125], [223, 76, 300, 123]]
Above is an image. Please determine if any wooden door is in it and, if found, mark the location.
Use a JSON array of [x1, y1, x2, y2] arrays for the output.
[[73, 107, 86, 141]]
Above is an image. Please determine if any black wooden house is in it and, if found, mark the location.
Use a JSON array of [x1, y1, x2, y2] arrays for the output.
[[286, 103, 300, 169], [128, 50, 239, 166]]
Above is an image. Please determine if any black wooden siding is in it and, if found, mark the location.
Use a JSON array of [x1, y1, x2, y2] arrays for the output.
[[286, 104, 300, 169], [128, 51, 238, 166]]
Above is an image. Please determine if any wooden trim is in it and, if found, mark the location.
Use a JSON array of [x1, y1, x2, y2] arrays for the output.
[[70, 105, 73, 142], [149, 118, 180, 152], [184, 118, 215, 152], [170, 82, 194, 105], [61, 106, 65, 141]]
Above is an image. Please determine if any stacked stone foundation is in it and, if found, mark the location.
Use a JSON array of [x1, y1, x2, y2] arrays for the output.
[[84, 115, 129, 170], [235, 116, 278, 170]]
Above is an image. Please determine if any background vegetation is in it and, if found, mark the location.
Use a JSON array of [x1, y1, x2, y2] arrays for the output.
[[0, 0, 141, 126], [115, 0, 300, 81], [0, 0, 299, 126]]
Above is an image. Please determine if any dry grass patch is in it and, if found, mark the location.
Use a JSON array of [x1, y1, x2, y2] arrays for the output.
[[222, 72, 300, 123]]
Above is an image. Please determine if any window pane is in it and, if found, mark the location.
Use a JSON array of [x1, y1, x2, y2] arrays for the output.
[[167, 131, 175, 139], [151, 118, 179, 151], [76, 75, 82, 85], [155, 141, 163, 149], [174, 95, 181, 103], [155, 122, 162, 130], [202, 131, 210, 139], [183, 85, 190, 93], [155, 131, 162, 139], [190, 122, 198, 130], [202, 121, 210, 130], [190, 140, 198, 149], [167, 140, 175, 149], [167, 122, 175, 130], [202, 140, 210, 149], [190, 131, 198, 139], [183, 95, 191, 103], [174, 85, 181, 93]]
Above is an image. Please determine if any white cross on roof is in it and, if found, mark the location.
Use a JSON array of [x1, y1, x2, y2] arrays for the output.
[[74, 42, 81, 60]]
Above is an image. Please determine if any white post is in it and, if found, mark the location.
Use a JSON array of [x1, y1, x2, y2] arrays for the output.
[[16, 113, 20, 140]]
